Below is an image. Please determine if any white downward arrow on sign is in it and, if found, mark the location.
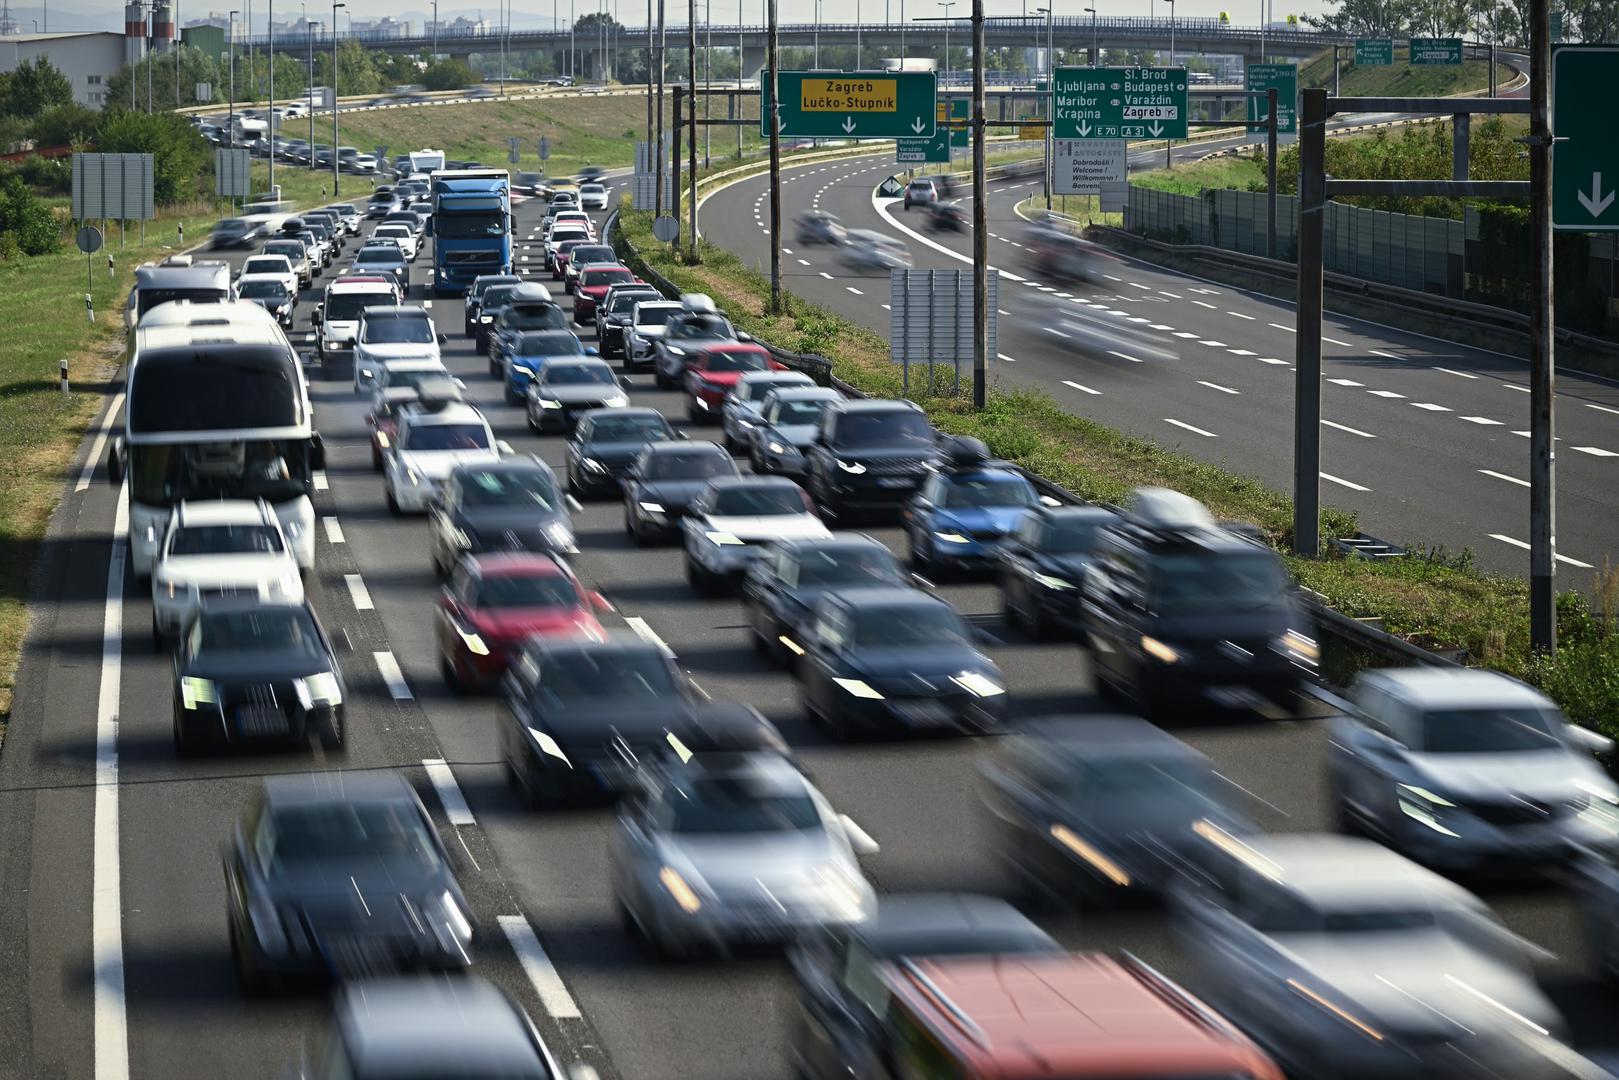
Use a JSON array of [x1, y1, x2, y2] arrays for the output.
[[911, 117, 925, 133], [842, 116, 856, 133], [1077, 121, 1091, 137], [1579, 171, 1615, 218], [1149, 121, 1164, 137]]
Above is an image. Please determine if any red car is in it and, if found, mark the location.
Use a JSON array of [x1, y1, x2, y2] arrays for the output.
[[550, 239, 588, 280], [436, 553, 610, 691], [573, 265, 641, 324], [683, 343, 783, 424]]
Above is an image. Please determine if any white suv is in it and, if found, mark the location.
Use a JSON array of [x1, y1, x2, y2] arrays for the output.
[[623, 300, 684, 371], [352, 305, 444, 393], [383, 402, 502, 513], [150, 500, 304, 646]]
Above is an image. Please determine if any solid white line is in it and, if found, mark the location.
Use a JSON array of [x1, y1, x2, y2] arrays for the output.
[[1062, 380, 1101, 395], [1480, 469, 1530, 487], [1370, 349, 1403, 360], [1270, 322, 1296, 332], [77, 392, 125, 492], [499, 915, 584, 1019], [1258, 357, 1290, 366], [94, 485, 130, 1080], [1198, 380, 1240, 395], [422, 758, 476, 826], [1489, 534, 1593, 568], [1323, 419, 1377, 438], [1573, 445, 1618, 457], [626, 616, 676, 658], [1107, 351, 1144, 363], [374, 650, 412, 700], [818, 271, 833, 279], [1227, 310, 1255, 320], [1164, 418, 1218, 437], [1410, 402, 1452, 412], [1586, 402, 1619, 416], [345, 574, 374, 611], [313, 470, 329, 491], [1459, 416, 1503, 425], [323, 516, 346, 543], [1158, 290, 1182, 299], [1432, 366, 1479, 379], [997, 354, 1018, 363], [1320, 472, 1371, 492], [1192, 300, 1217, 309]]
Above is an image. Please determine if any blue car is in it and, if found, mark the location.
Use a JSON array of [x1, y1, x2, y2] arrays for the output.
[[905, 438, 1043, 576], [504, 329, 593, 403]]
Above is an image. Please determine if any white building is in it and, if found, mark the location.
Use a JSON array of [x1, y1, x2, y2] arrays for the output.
[[0, 31, 126, 107]]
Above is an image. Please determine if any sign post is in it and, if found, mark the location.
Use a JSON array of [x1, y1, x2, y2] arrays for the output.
[[539, 135, 552, 161], [1052, 139, 1126, 194], [1409, 38, 1463, 65], [1354, 38, 1393, 66], [1246, 62, 1298, 144], [1552, 46, 1619, 232], [762, 71, 937, 139], [1052, 66, 1188, 140]]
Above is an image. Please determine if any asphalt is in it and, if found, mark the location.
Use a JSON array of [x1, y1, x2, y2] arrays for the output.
[[2, 171, 1617, 1080]]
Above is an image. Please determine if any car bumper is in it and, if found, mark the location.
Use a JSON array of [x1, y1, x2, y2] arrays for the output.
[[921, 535, 1011, 569], [176, 699, 338, 745], [826, 474, 924, 507], [1394, 813, 1619, 871], [392, 477, 440, 512], [241, 916, 469, 981], [834, 690, 1004, 735], [689, 541, 766, 576], [648, 893, 867, 952]]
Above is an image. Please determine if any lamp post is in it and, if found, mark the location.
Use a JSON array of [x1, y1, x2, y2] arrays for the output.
[[248, 0, 254, 102], [937, 0, 953, 82], [1038, 4, 1051, 207], [303, 3, 314, 167], [1084, 4, 1095, 63], [813, 0, 819, 67], [331, 0, 343, 195], [1167, 0, 1176, 66], [228, 9, 238, 144], [268, 0, 274, 195]]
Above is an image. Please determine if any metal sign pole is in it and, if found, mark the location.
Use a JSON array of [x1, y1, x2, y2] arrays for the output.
[[1528, 0, 1556, 652], [1293, 86, 1326, 557], [1266, 85, 1277, 259], [970, 0, 986, 408], [655, 0, 666, 218], [689, 0, 699, 262], [766, 0, 782, 314]]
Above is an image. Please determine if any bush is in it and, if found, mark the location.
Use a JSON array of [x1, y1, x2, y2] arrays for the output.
[[423, 59, 478, 91], [28, 101, 100, 149], [0, 177, 62, 255], [0, 232, 20, 260], [7, 154, 73, 196], [94, 110, 209, 205]]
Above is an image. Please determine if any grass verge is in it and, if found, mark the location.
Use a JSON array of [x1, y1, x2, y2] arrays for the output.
[[1299, 46, 1513, 97]]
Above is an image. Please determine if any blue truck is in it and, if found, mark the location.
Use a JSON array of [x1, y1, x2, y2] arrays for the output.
[[429, 168, 512, 296]]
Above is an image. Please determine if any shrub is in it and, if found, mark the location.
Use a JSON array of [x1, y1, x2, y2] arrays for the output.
[[94, 110, 209, 205], [0, 177, 62, 255]]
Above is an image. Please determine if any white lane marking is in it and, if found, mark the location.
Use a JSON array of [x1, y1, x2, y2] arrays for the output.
[[881, 303, 892, 310], [1574, 445, 1618, 457], [1215, 772, 1292, 818], [1164, 418, 1218, 437], [998, 309, 1010, 316], [997, 354, 1018, 363], [423, 758, 476, 825], [1158, 290, 1182, 298], [314, 470, 329, 491], [1189, 287, 1222, 295], [846, 286, 863, 295], [819, 271, 833, 279], [841, 816, 881, 854], [1370, 349, 1402, 360], [1320, 472, 1371, 492], [1043, 327, 1072, 339], [1127, 282, 1151, 290], [1227, 348, 1256, 356], [1367, 389, 1406, 398], [77, 391, 125, 492], [1191, 300, 1218, 309], [323, 516, 346, 543], [1480, 469, 1530, 488], [1327, 378, 1363, 386], [499, 916, 584, 1020], [1197, 340, 1228, 348], [1433, 366, 1478, 379], [1460, 416, 1503, 425], [374, 650, 412, 700], [1269, 322, 1296, 332], [1323, 419, 1377, 438], [1149, 323, 1174, 330], [797, 258, 811, 266], [783, 247, 794, 255], [1127, 316, 1151, 324], [1323, 336, 1353, 347], [1172, 331, 1199, 339], [1227, 310, 1255, 320], [1503, 383, 1531, 393], [1258, 357, 1290, 365], [626, 616, 676, 658], [1198, 380, 1240, 395], [1586, 402, 1619, 416], [422, 300, 432, 309], [1063, 379, 1101, 395], [1489, 534, 1593, 568], [95, 485, 131, 1080], [1108, 351, 1144, 363], [1103, 273, 1122, 281], [344, 574, 375, 610], [1410, 402, 1452, 412]]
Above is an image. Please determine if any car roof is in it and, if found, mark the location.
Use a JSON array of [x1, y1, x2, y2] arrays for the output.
[[1200, 832, 1469, 911], [774, 533, 890, 556], [586, 406, 663, 423], [541, 357, 609, 371], [465, 551, 570, 578], [1358, 667, 1552, 711], [402, 402, 485, 426], [835, 397, 923, 415], [361, 305, 430, 318], [527, 635, 665, 662], [1009, 715, 1210, 765], [702, 474, 801, 492], [328, 277, 398, 291], [173, 499, 274, 527], [644, 439, 728, 457], [451, 455, 550, 477], [262, 770, 416, 808], [763, 385, 836, 402], [510, 284, 555, 302], [1038, 505, 1117, 524], [855, 893, 1050, 954], [635, 300, 683, 311], [336, 979, 545, 1074], [823, 586, 945, 613]]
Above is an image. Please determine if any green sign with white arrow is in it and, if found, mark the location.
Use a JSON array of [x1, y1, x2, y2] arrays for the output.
[[760, 71, 937, 140], [1409, 37, 1463, 65], [1354, 38, 1393, 66], [1052, 66, 1188, 141], [1553, 45, 1619, 232]]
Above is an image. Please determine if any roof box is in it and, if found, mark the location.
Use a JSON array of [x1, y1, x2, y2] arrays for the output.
[[1124, 487, 1218, 532]]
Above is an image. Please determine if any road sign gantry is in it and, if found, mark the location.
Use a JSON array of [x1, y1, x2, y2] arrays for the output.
[[761, 71, 937, 140], [1552, 45, 1619, 232], [1052, 66, 1189, 141]]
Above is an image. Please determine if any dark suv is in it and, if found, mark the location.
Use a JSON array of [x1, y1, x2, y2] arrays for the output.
[[804, 399, 937, 519], [1079, 487, 1319, 716]]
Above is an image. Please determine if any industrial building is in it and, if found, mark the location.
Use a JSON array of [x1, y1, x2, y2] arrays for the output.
[[0, 4, 176, 108]]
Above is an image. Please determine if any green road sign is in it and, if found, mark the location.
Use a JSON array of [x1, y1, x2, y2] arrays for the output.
[[945, 98, 969, 148], [1246, 62, 1298, 140], [1355, 38, 1393, 66], [898, 128, 951, 164], [1551, 12, 1563, 41], [761, 71, 937, 139], [1553, 46, 1619, 231], [1409, 37, 1463, 65], [1052, 66, 1189, 140]]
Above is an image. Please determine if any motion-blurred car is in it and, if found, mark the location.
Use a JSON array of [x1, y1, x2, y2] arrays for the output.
[[427, 457, 575, 576], [1024, 214, 1098, 282], [1326, 668, 1618, 871], [261, 238, 314, 288], [925, 202, 969, 232], [621, 440, 740, 544], [741, 534, 909, 665], [595, 284, 663, 359], [436, 552, 607, 690], [211, 217, 259, 248], [546, 232, 592, 276], [502, 329, 590, 403], [720, 369, 815, 453], [683, 343, 784, 424], [652, 298, 745, 390], [383, 401, 502, 514], [462, 272, 522, 335], [746, 385, 841, 476], [795, 210, 846, 246], [172, 599, 343, 752], [366, 189, 401, 218], [902, 177, 938, 209], [997, 504, 1116, 639], [150, 500, 304, 644], [680, 476, 831, 595], [836, 230, 912, 271], [572, 265, 639, 323], [514, 171, 546, 196], [371, 222, 418, 262], [224, 773, 469, 989], [524, 357, 629, 433], [805, 398, 938, 519], [351, 306, 444, 393], [472, 282, 524, 354], [563, 407, 678, 497], [579, 181, 609, 210], [368, 376, 462, 470], [799, 587, 1005, 739], [905, 438, 1040, 575], [485, 284, 567, 367], [562, 243, 616, 293], [610, 753, 877, 958]]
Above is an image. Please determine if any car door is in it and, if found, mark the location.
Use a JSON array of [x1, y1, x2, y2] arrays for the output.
[[999, 516, 1040, 605], [1342, 696, 1413, 834], [906, 474, 944, 542], [800, 605, 850, 713], [427, 474, 460, 572], [789, 926, 867, 1080], [610, 788, 661, 915]]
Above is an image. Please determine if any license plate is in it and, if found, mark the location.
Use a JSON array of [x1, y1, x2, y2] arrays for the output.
[[878, 477, 913, 489], [234, 705, 288, 736], [894, 700, 954, 726]]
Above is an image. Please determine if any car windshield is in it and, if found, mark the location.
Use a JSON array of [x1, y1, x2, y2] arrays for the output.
[[243, 258, 288, 275], [583, 269, 634, 288], [636, 307, 680, 327], [609, 292, 659, 314], [834, 411, 934, 449], [1253, 903, 1439, 936], [168, 523, 284, 556], [670, 314, 734, 340], [193, 606, 322, 658], [589, 416, 670, 442], [1079, 759, 1221, 809], [375, 227, 412, 241], [482, 286, 520, 311], [263, 243, 303, 260], [666, 780, 821, 834], [709, 486, 809, 516], [237, 280, 289, 300], [770, 400, 829, 425], [325, 292, 390, 321], [355, 249, 402, 267], [543, 364, 613, 386], [459, 469, 555, 509], [473, 573, 578, 609], [1042, 519, 1104, 554], [554, 236, 589, 251], [1418, 708, 1564, 754], [784, 548, 898, 588], [473, 277, 520, 299], [648, 453, 733, 480], [363, 316, 434, 344], [404, 423, 490, 451], [517, 331, 583, 357], [701, 350, 767, 373], [538, 650, 677, 699], [1151, 551, 1290, 613], [264, 802, 440, 874], [571, 246, 615, 265], [851, 606, 965, 648], [506, 303, 568, 331], [942, 475, 1037, 509]]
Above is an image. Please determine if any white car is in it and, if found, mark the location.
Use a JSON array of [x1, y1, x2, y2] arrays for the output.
[[680, 475, 830, 594], [352, 305, 443, 393], [349, 152, 378, 173], [624, 299, 684, 369], [371, 222, 419, 262], [149, 500, 305, 645], [383, 401, 503, 514], [544, 226, 592, 270], [546, 210, 595, 239], [579, 183, 608, 211], [236, 254, 298, 299]]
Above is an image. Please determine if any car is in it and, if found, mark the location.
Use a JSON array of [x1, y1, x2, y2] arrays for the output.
[[576, 165, 607, 181], [837, 230, 913, 271], [463, 272, 522, 335], [611, 753, 877, 959], [302, 220, 341, 262], [407, 200, 434, 224], [563, 407, 678, 497], [1326, 667, 1618, 871], [348, 243, 410, 292], [622, 299, 684, 370], [545, 183, 580, 206], [347, 152, 378, 174], [544, 229, 592, 273], [799, 587, 1005, 740], [371, 222, 418, 262], [472, 281, 524, 354], [503, 329, 590, 403], [997, 504, 1116, 639], [238, 253, 300, 297], [652, 302, 744, 390], [211, 217, 259, 248], [486, 283, 567, 366], [745, 385, 840, 475], [579, 182, 609, 210], [428, 458, 577, 578], [787, 893, 1061, 1080], [326, 202, 361, 234], [562, 243, 618, 294], [367, 359, 457, 418], [794, 209, 845, 245], [904, 438, 1040, 576], [682, 343, 784, 425], [925, 201, 969, 232], [514, 170, 546, 196], [150, 500, 305, 645], [382, 401, 503, 514], [721, 370, 817, 454], [368, 376, 462, 470], [741, 534, 909, 664], [436, 552, 606, 690], [234, 275, 295, 327], [172, 599, 343, 753], [366, 190, 401, 218], [903, 177, 938, 209], [804, 398, 938, 519], [525, 358, 629, 433], [622, 440, 740, 544], [680, 476, 831, 595], [596, 282, 662, 345], [573, 265, 640, 324], [351, 306, 444, 393], [261, 238, 314, 288], [300, 210, 345, 250], [1080, 487, 1319, 715], [315, 275, 402, 360], [1172, 833, 1564, 1078], [543, 211, 595, 240], [383, 209, 426, 239]]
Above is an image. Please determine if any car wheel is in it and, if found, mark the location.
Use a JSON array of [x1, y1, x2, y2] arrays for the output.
[[463, 318, 473, 335], [685, 558, 714, 597], [1016, 583, 1046, 641], [151, 614, 164, 653], [385, 482, 401, 515], [626, 509, 646, 546], [909, 530, 933, 573], [371, 446, 382, 472], [488, 355, 501, 377], [319, 708, 345, 750], [504, 384, 521, 405], [172, 711, 193, 756], [654, 364, 673, 390], [526, 405, 540, 433], [476, 336, 489, 355], [230, 922, 275, 996], [440, 653, 466, 695], [620, 352, 635, 373]]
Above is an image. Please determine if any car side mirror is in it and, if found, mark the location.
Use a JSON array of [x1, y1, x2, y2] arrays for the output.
[[619, 376, 633, 389], [588, 590, 613, 612], [1570, 725, 1615, 757], [736, 331, 753, 342], [308, 433, 326, 471], [438, 332, 448, 344], [311, 304, 322, 325], [586, 347, 599, 356], [1039, 494, 1062, 507], [497, 440, 515, 455], [676, 430, 690, 440], [838, 814, 880, 857]]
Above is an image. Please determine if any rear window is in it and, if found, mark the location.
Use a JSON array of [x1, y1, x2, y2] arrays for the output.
[[168, 523, 283, 556]]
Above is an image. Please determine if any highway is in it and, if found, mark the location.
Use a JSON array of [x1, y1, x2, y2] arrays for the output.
[[2, 171, 1616, 1080]]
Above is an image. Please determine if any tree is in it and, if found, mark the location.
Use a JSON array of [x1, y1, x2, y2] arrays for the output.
[[315, 40, 383, 95], [95, 110, 208, 204], [423, 58, 478, 90], [0, 177, 63, 255], [29, 102, 101, 148], [1304, 0, 1415, 35], [4, 57, 74, 120]]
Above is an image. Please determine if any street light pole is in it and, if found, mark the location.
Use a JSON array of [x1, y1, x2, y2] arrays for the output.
[[1085, 4, 1096, 63], [303, 2, 313, 167], [938, 0, 953, 83], [331, 0, 343, 195], [1166, 0, 1175, 169], [1040, 5, 1052, 208], [228, 9, 238, 144], [269, 0, 275, 195], [646, 0, 653, 144]]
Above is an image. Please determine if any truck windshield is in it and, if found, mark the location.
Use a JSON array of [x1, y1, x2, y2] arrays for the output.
[[437, 209, 508, 238], [129, 439, 312, 506], [137, 287, 229, 318]]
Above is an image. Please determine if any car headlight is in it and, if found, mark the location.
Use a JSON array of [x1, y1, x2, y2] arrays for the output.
[[639, 501, 665, 514], [406, 467, 422, 485], [1275, 628, 1319, 665], [433, 888, 473, 944], [480, 314, 493, 323], [1141, 635, 1181, 664], [1397, 784, 1460, 836], [544, 521, 574, 550], [812, 863, 869, 920], [658, 866, 704, 914], [512, 363, 536, 376], [836, 459, 866, 474], [538, 398, 563, 409], [767, 441, 787, 454], [375, 431, 391, 448], [179, 676, 217, 710], [666, 345, 686, 356], [951, 671, 1005, 698], [582, 457, 608, 474], [706, 531, 745, 546], [360, 366, 374, 378], [833, 677, 885, 700], [934, 531, 971, 544], [604, 396, 628, 408], [528, 726, 572, 766], [293, 670, 343, 708], [1032, 572, 1073, 590]]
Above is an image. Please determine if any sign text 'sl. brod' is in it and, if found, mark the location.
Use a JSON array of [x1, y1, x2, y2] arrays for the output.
[[1052, 66, 1188, 140], [800, 78, 897, 112]]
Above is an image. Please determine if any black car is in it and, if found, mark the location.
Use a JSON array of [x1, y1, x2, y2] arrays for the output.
[[367, 191, 402, 218], [1080, 487, 1319, 715], [472, 283, 523, 353], [486, 290, 569, 366], [172, 600, 345, 753], [235, 277, 294, 327], [997, 505, 1116, 639], [463, 272, 522, 335], [223, 773, 473, 992], [804, 399, 938, 519], [523, 358, 628, 433], [351, 244, 410, 291], [428, 457, 575, 578], [596, 285, 663, 359], [211, 217, 257, 249], [741, 534, 909, 665], [621, 440, 738, 544], [798, 587, 1005, 740], [564, 407, 677, 497], [788, 894, 1059, 1080], [651, 308, 742, 390]]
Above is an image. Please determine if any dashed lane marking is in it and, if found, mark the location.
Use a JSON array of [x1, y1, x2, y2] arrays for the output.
[[1411, 402, 1452, 411], [1270, 322, 1296, 333], [1327, 378, 1363, 386], [626, 616, 676, 658], [374, 650, 412, 700], [1366, 390, 1405, 398], [422, 758, 476, 826], [1323, 420, 1377, 438], [1197, 380, 1240, 395], [1108, 351, 1145, 363], [344, 574, 374, 611], [1502, 383, 1531, 393], [1323, 336, 1353, 347], [1192, 300, 1218, 309], [1320, 472, 1371, 492], [1460, 416, 1503, 425], [1480, 469, 1530, 488], [500, 916, 584, 1020], [314, 470, 329, 491], [1062, 380, 1101, 395], [322, 517, 346, 544], [1574, 446, 1618, 457], [1164, 418, 1218, 437], [1490, 534, 1593, 568], [1227, 310, 1255, 320]]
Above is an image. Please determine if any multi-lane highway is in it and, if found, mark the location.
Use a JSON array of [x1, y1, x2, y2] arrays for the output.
[[3, 168, 1617, 1080], [700, 138, 1619, 579]]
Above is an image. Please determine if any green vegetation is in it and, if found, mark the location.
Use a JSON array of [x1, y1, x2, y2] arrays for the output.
[[1299, 46, 1513, 98], [1132, 154, 1268, 197]]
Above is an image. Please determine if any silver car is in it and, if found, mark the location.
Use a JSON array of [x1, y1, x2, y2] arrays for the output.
[[837, 229, 912, 272], [1172, 832, 1564, 1079], [610, 754, 878, 958], [720, 370, 815, 453], [1326, 668, 1618, 871], [746, 384, 841, 476]]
